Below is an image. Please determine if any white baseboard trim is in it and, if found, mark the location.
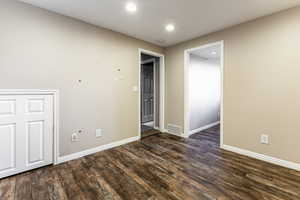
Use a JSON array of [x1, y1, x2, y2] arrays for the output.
[[154, 126, 160, 130], [222, 144, 300, 171], [143, 121, 154, 126], [162, 129, 168, 133], [188, 121, 220, 136], [162, 129, 186, 138], [57, 136, 140, 164]]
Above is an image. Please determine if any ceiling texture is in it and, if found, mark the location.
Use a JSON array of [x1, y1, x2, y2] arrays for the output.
[[20, 0, 300, 47]]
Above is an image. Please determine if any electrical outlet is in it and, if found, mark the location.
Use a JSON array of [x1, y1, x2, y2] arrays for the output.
[[96, 129, 102, 138], [71, 133, 79, 142], [261, 134, 269, 144]]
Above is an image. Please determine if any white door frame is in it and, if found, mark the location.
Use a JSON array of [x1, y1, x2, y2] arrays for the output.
[[138, 49, 165, 138], [141, 58, 156, 65], [0, 89, 60, 164], [184, 41, 224, 147]]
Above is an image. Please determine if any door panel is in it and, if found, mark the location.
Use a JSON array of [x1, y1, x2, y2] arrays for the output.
[[0, 124, 16, 172], [0, 99, 16, 117], [26, 121, 44, 165], [26, 98, 45, 113], [23, 95, 53, 169], [141, 63, 154, 123], [0, 95, 53, 179]]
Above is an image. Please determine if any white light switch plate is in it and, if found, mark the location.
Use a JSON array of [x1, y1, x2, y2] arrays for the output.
[[132, 86, 138, 92]]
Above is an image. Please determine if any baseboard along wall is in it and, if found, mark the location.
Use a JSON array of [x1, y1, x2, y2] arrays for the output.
[[222, 144, 300, 171], [57, 136, 139, 164], [188, 121, 220, 136]]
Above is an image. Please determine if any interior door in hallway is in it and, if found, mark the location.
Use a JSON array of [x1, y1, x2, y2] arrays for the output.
[[141, 63, 154, 123]]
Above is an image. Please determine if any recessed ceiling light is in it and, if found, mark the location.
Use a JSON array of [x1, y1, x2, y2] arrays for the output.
[[125, 2, 137, 13], [165, 24, 175, 32]]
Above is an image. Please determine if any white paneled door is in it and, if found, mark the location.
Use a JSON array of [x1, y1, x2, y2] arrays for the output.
[[0, 95, 53, 178]]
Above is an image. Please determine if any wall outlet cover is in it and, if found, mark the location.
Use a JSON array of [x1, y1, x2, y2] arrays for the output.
[[96, 129, 102, 138], [261, 134, 269, 144], [71, 133, 79, 142]]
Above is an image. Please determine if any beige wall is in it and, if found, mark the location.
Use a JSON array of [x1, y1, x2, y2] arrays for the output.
[[0, 0, 163, 156], [2, 0, 300, 165], [165, 6, 300, 164]]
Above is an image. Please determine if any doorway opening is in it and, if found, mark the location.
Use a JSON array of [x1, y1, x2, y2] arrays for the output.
[[139, 49, 165, 139], [184, 41, 224, 147]]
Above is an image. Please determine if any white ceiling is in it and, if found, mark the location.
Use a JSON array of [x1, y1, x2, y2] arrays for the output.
[[20, 0, 300, 47], [191, 44, 221, 60]]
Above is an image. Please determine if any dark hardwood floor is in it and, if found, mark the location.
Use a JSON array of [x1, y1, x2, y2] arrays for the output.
[[1, 125, 300, 200], [141, 125, 160, 139]]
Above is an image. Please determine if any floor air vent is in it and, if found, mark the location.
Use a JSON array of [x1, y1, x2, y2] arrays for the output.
[[167, 124, 182, 136]]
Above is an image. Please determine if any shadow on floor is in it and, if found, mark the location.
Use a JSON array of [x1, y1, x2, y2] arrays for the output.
[[141, 125, 160, 139]]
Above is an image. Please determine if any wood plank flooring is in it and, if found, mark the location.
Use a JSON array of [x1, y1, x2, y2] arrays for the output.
[[141, 127, 160, 139], [1, 125, 300, 200]]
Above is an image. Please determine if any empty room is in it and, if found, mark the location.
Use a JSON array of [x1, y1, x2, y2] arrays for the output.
[[185, 42, 222, 141], [1, 0, 300, 199]]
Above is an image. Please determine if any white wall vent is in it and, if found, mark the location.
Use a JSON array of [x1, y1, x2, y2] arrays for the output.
[[167, 124, 182, 136]]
